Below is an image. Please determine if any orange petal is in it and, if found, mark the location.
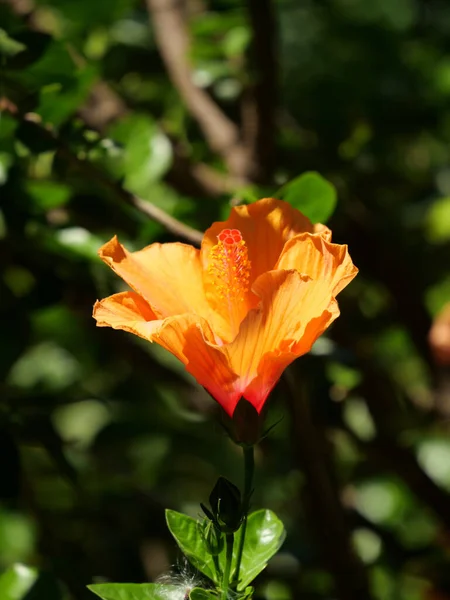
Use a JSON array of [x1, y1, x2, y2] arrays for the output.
[[93, 291, 162, 341], [98, 236, 217, 322], [94, 293, 240, 412], [226, 270, 339, 413], [201, 199, 315, 286], [276, 233, 358, 296], [314, 222, 332, 241], [153, 314, 242, 414]]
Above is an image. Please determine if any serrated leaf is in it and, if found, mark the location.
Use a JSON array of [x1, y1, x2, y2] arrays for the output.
[[276, 171, 337, 224], [0, 564, 38, 600], [88, 583, 182, 600]]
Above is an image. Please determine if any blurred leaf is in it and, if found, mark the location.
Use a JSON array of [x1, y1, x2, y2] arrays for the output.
[[417, 438, 450, 491], [88, 583, 181, 600], [54, 227, 105, 260], [34, 0, 136, 30], [352, 528, 382, 564], [425, 276, 450, 316], [0, 512, 36, 565], [222, 26, 251, 58], [0, 153, 14, 185], [109, 114, 173, 194], [275, 172, 337, 224], [0, 29, 26, 57], [35, 65, 97, 126], [8, 341, 81, 392], [426, 196, 450, 243], [0, 564, 38, 600], [26, 181, 71, 211], [4, 31, 51, 71], [14, 41, 76, 89]]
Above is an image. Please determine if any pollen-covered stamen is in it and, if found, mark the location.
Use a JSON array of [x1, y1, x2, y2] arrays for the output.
[[208, 228, 251, 302], [206, 227, 251, 341]]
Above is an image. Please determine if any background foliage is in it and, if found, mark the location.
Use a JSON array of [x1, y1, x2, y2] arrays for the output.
[[1, 0, 450, 598]]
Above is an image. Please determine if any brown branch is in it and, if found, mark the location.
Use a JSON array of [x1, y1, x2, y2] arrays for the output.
[[243, 0, 277, 182], [284, 370, 373, 600], [146, 0, 252, 178], [17, 114, 204, 245], [76, 79, 242, 198]]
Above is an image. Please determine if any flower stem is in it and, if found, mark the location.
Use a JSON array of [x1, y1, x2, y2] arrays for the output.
[[221, 533, 234, 600], [232, 444, 255, 587]]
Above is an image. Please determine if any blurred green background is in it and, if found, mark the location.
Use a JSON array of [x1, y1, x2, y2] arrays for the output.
[[1, 0, 450, 598]]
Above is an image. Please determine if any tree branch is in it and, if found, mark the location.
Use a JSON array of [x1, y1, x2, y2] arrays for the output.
[[4, 0, 241, 199], [146, 0, 252, 178], [18, 114, 204, 245]]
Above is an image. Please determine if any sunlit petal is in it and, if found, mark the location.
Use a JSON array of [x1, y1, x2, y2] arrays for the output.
[[98, 236, 219, 322], [276, 233, 358, 295], [225, 270, 339, 413], [201, 199, 315, 286], [154, 314, 242, 415], [93, 291, 162, 341]]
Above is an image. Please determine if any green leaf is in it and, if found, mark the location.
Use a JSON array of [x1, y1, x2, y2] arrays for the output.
[[165, 510, 219, 583], [189, 589, 217, 600], [26, 181, 71, 211], [426, 196, 450, 244], [233, 510, 285, 590], [276, 171, 337, 224], [0, 564, 38, 600], [109, 115, 173, 195], [222, 26, 251, 58], [166, 509, 285, 590], [0, 29, 26, 57], [88, 583, 181, 600]]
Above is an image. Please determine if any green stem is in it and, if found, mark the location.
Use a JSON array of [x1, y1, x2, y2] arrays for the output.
[[232, 444, 255, 587], [221, 533, 234, 600]]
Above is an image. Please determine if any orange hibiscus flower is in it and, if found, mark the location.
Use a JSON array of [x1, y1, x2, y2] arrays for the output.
[[93, 198, 358, 416]]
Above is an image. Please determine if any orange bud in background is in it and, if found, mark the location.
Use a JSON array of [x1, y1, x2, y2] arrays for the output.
[[429, 303, 450, 365]]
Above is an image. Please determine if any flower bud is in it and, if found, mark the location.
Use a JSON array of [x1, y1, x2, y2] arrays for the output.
[[209, 476, 242, 533], [224, 398, 262, 446]]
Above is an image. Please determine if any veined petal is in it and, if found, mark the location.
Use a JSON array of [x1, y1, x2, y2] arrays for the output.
[[201, 199, 315, 286], [314, 222, 332, 240], [94, 293, 240, 412], [93, 291, 162, 340], [98, 236, 217, 321], [153, 314, 242, 415], [225, 270, 339, 413], [276, 233, 358, 296]]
